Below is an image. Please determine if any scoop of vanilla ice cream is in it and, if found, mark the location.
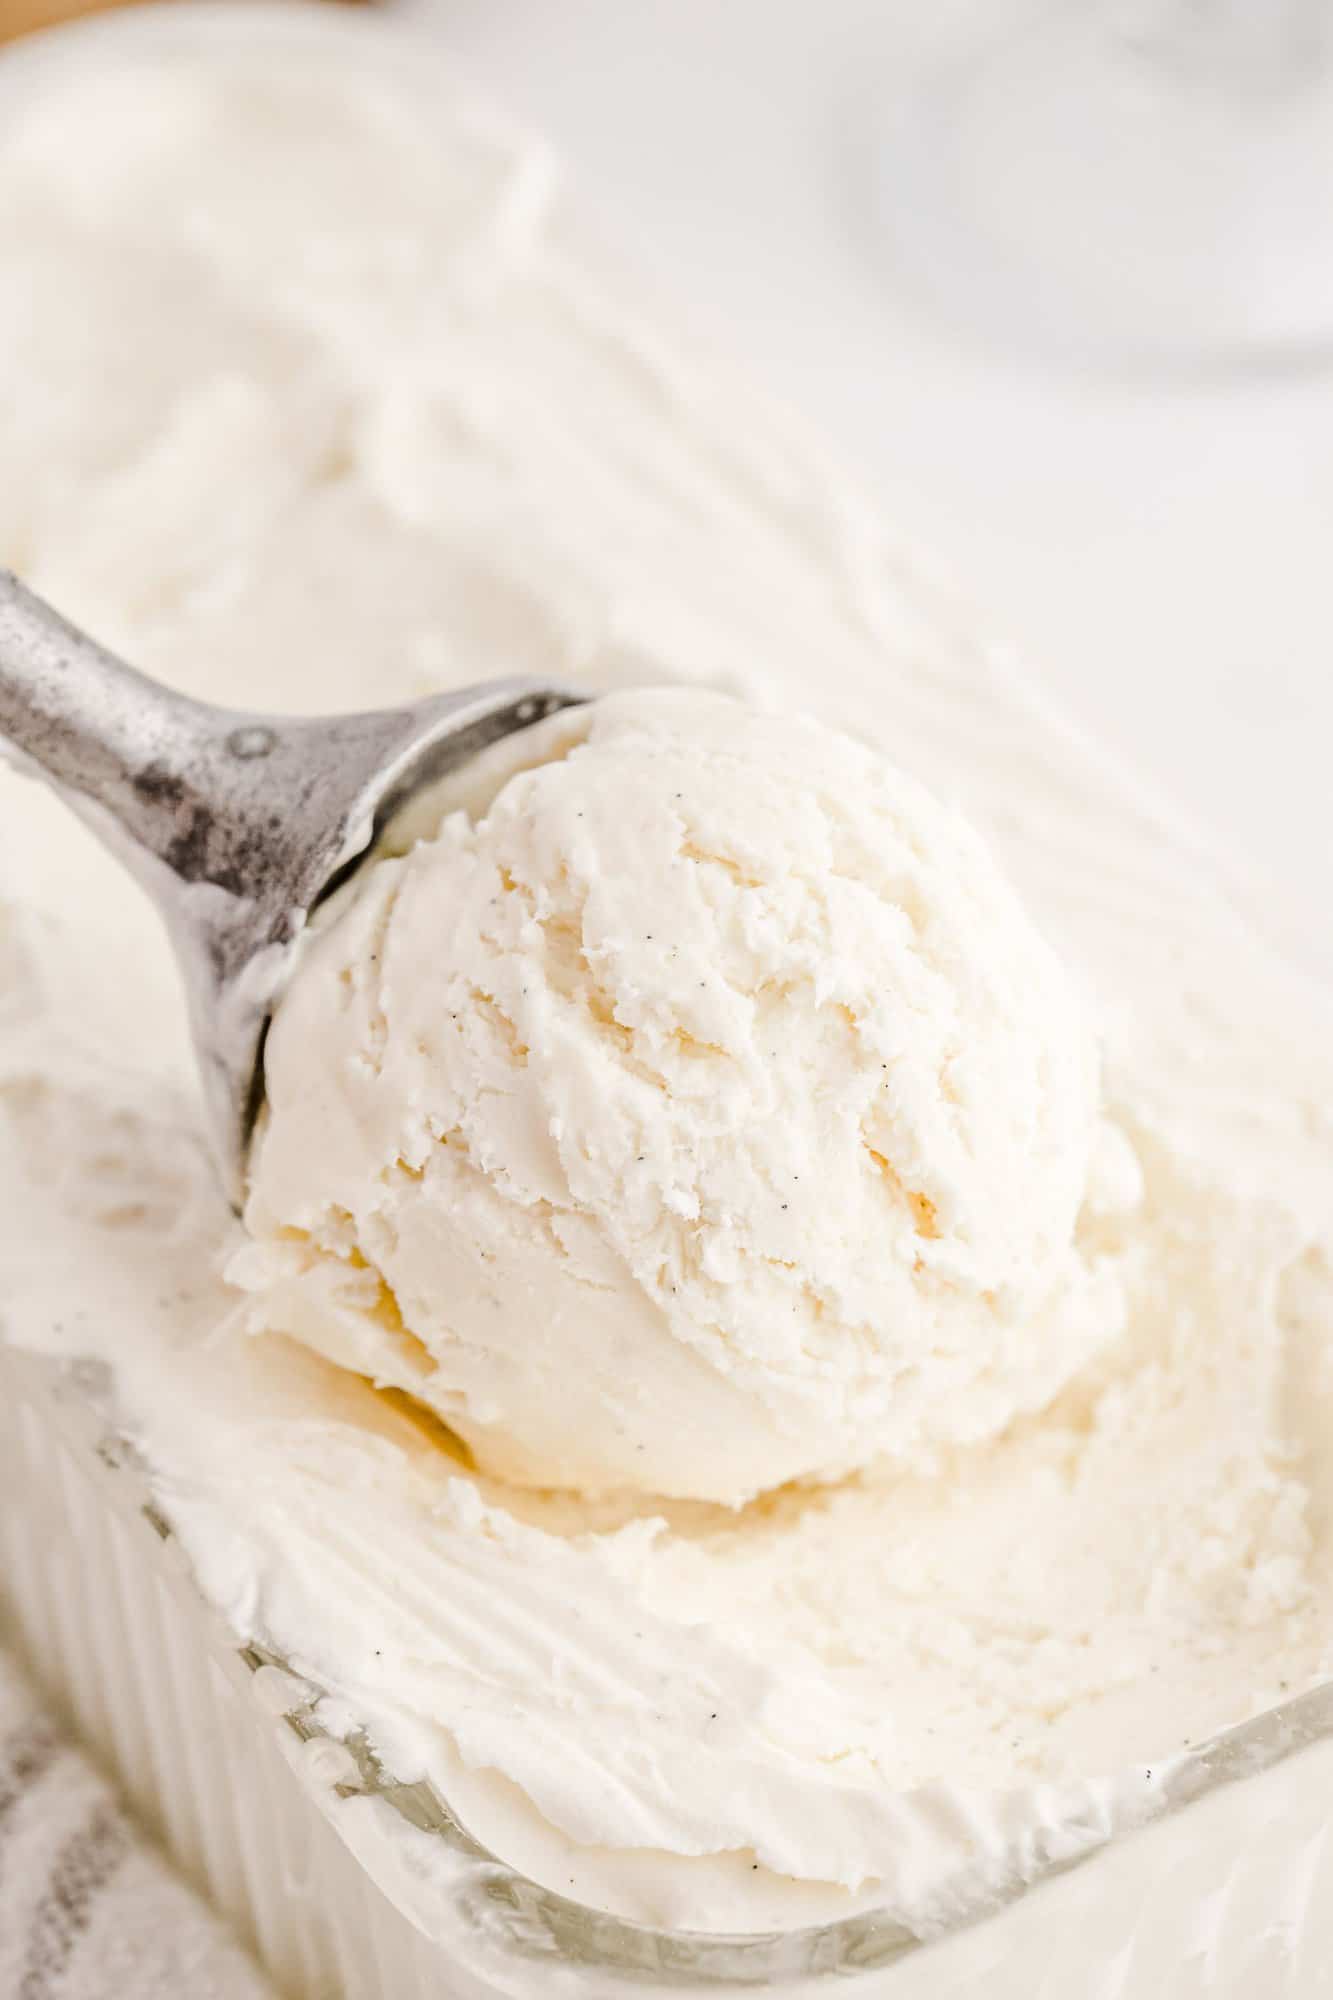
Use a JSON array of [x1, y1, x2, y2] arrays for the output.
[[234, 688, 1117, 1503]]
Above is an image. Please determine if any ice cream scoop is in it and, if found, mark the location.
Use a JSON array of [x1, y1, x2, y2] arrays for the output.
[[0, 569, 582, 1205], [236, 687, 1119, 1503]]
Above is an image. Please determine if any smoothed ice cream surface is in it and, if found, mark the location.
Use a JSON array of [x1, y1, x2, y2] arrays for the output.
[[1, 40, 1331, 1955], [236, 686, 1117, 1503]]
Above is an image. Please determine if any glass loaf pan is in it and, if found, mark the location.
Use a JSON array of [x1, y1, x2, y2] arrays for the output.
[[6, 1338, 1333, 1998], [4, 7, 1333, 1995]]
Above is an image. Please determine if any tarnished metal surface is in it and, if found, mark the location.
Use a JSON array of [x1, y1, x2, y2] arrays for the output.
[[0, 569, 583, 1203]]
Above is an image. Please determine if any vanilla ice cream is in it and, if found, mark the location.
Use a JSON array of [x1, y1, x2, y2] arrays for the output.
[[236, 687, 1114, 1503], [1, 40, 1332, 1968]]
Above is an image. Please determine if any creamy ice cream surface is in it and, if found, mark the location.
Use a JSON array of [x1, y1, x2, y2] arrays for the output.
[[236, 687, 1114, 1502], [2, 39, 1332, 1955]]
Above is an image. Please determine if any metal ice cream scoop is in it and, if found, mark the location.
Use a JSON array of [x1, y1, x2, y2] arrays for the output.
[[0, 570, 583, 1207]]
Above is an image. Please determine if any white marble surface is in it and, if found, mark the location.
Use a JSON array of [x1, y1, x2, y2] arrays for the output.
[[405, 0, 1332, 973]]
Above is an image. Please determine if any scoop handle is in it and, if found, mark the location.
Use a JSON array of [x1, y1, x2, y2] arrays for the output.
[[0, 567, 588, 1207], [0, 568, 220, 873]]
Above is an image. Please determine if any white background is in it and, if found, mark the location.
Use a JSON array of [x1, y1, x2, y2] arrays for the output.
[[407, 0, 1332, 965]]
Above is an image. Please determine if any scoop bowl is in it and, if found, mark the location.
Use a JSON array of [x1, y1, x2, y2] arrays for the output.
[[0, 569, 584, 1205]]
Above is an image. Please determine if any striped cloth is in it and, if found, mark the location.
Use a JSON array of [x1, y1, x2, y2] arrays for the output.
[[0, 1644, 272, 2000]]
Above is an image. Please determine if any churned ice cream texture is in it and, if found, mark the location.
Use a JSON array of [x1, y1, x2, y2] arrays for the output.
[[1, 43, 1332, 1949], [236, 687, 1115, 1503]]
